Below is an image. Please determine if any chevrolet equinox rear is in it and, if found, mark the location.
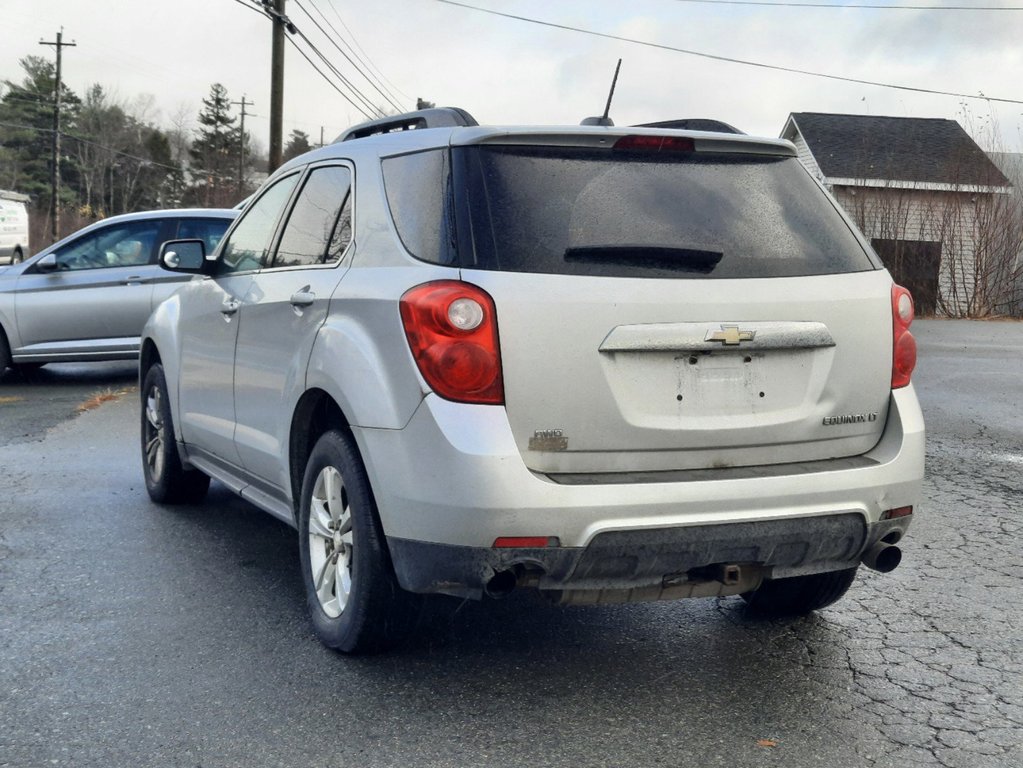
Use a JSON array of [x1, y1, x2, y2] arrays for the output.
[[140, 108, 924, 653]]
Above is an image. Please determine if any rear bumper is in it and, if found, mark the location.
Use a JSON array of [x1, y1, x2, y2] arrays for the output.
[[356, 386, 924, 597], [388, 515, 909, 600]]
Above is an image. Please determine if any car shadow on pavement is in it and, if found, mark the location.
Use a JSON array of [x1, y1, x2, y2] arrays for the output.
[[0, 360, 138, 386]]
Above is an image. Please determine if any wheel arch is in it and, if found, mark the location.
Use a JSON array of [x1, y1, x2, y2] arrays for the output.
[[289, 389, 355, 518], [0, 318, 11, 371], [139, 337, 162, 378]]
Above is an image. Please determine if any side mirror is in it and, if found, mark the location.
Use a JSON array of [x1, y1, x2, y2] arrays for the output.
[[160, 239, 207, 273], [36, 253, 59, 272]]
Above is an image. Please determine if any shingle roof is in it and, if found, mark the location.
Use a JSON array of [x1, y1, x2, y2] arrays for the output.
[[787, 112, 1010, 187], [988, 152, 1023, 200]]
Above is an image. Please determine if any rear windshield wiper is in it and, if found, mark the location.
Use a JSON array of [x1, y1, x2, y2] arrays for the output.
[[564, 245, 723, 273]]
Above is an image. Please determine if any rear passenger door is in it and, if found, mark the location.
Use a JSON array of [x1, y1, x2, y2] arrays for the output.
[[232, 163, 355, 494]]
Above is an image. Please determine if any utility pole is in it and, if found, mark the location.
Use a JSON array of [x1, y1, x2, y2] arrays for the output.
[[268, 0, 285, 172], [39, 28, 76, 243], [232, 95, 254, 195], [258, 0, 293, 172]]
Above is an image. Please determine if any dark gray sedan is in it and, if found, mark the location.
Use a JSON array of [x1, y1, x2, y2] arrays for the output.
[[0, 208, 236, 375]]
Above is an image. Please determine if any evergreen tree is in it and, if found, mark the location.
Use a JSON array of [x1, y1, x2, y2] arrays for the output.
[[283, 129, 313, 162], [0, 56, 80, 211], [187, 83, 243, 207]]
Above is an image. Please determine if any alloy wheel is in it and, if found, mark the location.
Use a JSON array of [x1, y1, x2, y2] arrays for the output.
[[144, 384, 165, 483], [307, 466, 354, 618]]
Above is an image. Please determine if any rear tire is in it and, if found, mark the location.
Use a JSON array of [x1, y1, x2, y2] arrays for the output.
[[742, 567, 858, 617], [141, 363, 210, 504], [13, 362, 44, 376], [298, 429, 421, 653], [0, 331, 10, 375]]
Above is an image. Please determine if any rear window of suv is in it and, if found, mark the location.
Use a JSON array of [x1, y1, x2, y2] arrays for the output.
[[384, 144, 876, 279]]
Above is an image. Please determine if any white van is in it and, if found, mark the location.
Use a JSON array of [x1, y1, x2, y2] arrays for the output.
[[0, 191, 30, 265]]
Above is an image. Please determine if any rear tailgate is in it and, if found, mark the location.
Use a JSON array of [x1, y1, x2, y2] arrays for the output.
[[468, 269, 892, 474]]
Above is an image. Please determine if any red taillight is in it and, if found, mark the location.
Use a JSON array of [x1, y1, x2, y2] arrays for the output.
[[493, 537, 558, 548], [613, 135, 695, 153], [891, 284, 917, 389], [881, 506, 913, 520], [400, 281, 504, 405]]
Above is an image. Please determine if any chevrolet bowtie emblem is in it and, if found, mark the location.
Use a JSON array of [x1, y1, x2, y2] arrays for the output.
[[705, 325, 756, 345]]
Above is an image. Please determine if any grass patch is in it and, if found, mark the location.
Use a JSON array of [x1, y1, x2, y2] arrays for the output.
[[76, 386, 136, 413]]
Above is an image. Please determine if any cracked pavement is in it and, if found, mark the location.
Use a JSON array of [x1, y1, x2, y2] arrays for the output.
[[0, 320, 1021, 767]]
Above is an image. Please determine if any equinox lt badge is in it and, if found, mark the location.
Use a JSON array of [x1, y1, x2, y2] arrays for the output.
[[823, 413, 879, 425]]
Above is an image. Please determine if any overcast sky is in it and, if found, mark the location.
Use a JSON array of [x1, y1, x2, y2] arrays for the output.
[[3, 0, 1022, 154]]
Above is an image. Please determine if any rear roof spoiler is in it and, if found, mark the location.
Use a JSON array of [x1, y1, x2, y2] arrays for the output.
[[336, 107, 479, 142]]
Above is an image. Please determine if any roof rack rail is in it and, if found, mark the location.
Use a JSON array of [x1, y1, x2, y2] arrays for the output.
[[633, 119, 745, 135], [336, 107, 479, 142]]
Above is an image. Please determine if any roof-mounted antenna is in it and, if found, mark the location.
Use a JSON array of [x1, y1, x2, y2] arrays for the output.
[[581, 59, 622, 127]]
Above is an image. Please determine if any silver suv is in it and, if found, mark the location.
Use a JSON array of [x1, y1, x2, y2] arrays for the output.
[[141, 108, 924, 653]]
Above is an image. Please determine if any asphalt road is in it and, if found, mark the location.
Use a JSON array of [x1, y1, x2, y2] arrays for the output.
[[1, 320, 1021, 768], [0, 361, 138, 448]]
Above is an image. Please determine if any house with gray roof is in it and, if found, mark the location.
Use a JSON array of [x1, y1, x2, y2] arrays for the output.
[[781, 113, 1018, 316]]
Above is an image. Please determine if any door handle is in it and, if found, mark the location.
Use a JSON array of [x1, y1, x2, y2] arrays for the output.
[[124, 276, 151, 285], [290, 290, 315, 307], [221, 299, 240, 316]]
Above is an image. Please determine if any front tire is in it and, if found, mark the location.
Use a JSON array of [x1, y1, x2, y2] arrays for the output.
[[742, 567, 858, 617], [298, 429, 420, 653], [141, 363, 210, 504]]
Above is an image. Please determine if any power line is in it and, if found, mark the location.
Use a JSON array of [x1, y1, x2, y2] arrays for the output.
[[303, 0, 407, 112], [291, 24, 387, 117], [229, 0, 271, 20], [671, 0, 1023, 9], [228, 0, 377, 123], [284, 34, 375, 119], [0, 92, 53, 108], [433, 0, 1023, 106], [322, 0, 412, 102], [292, 0, 398, 115], [0, 119, 233, 182]]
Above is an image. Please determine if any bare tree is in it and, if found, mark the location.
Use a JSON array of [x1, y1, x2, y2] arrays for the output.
[[835, 120, 1023, 318]]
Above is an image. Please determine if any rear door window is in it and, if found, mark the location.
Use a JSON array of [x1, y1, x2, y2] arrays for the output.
[[272, 166, 353, 268]]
